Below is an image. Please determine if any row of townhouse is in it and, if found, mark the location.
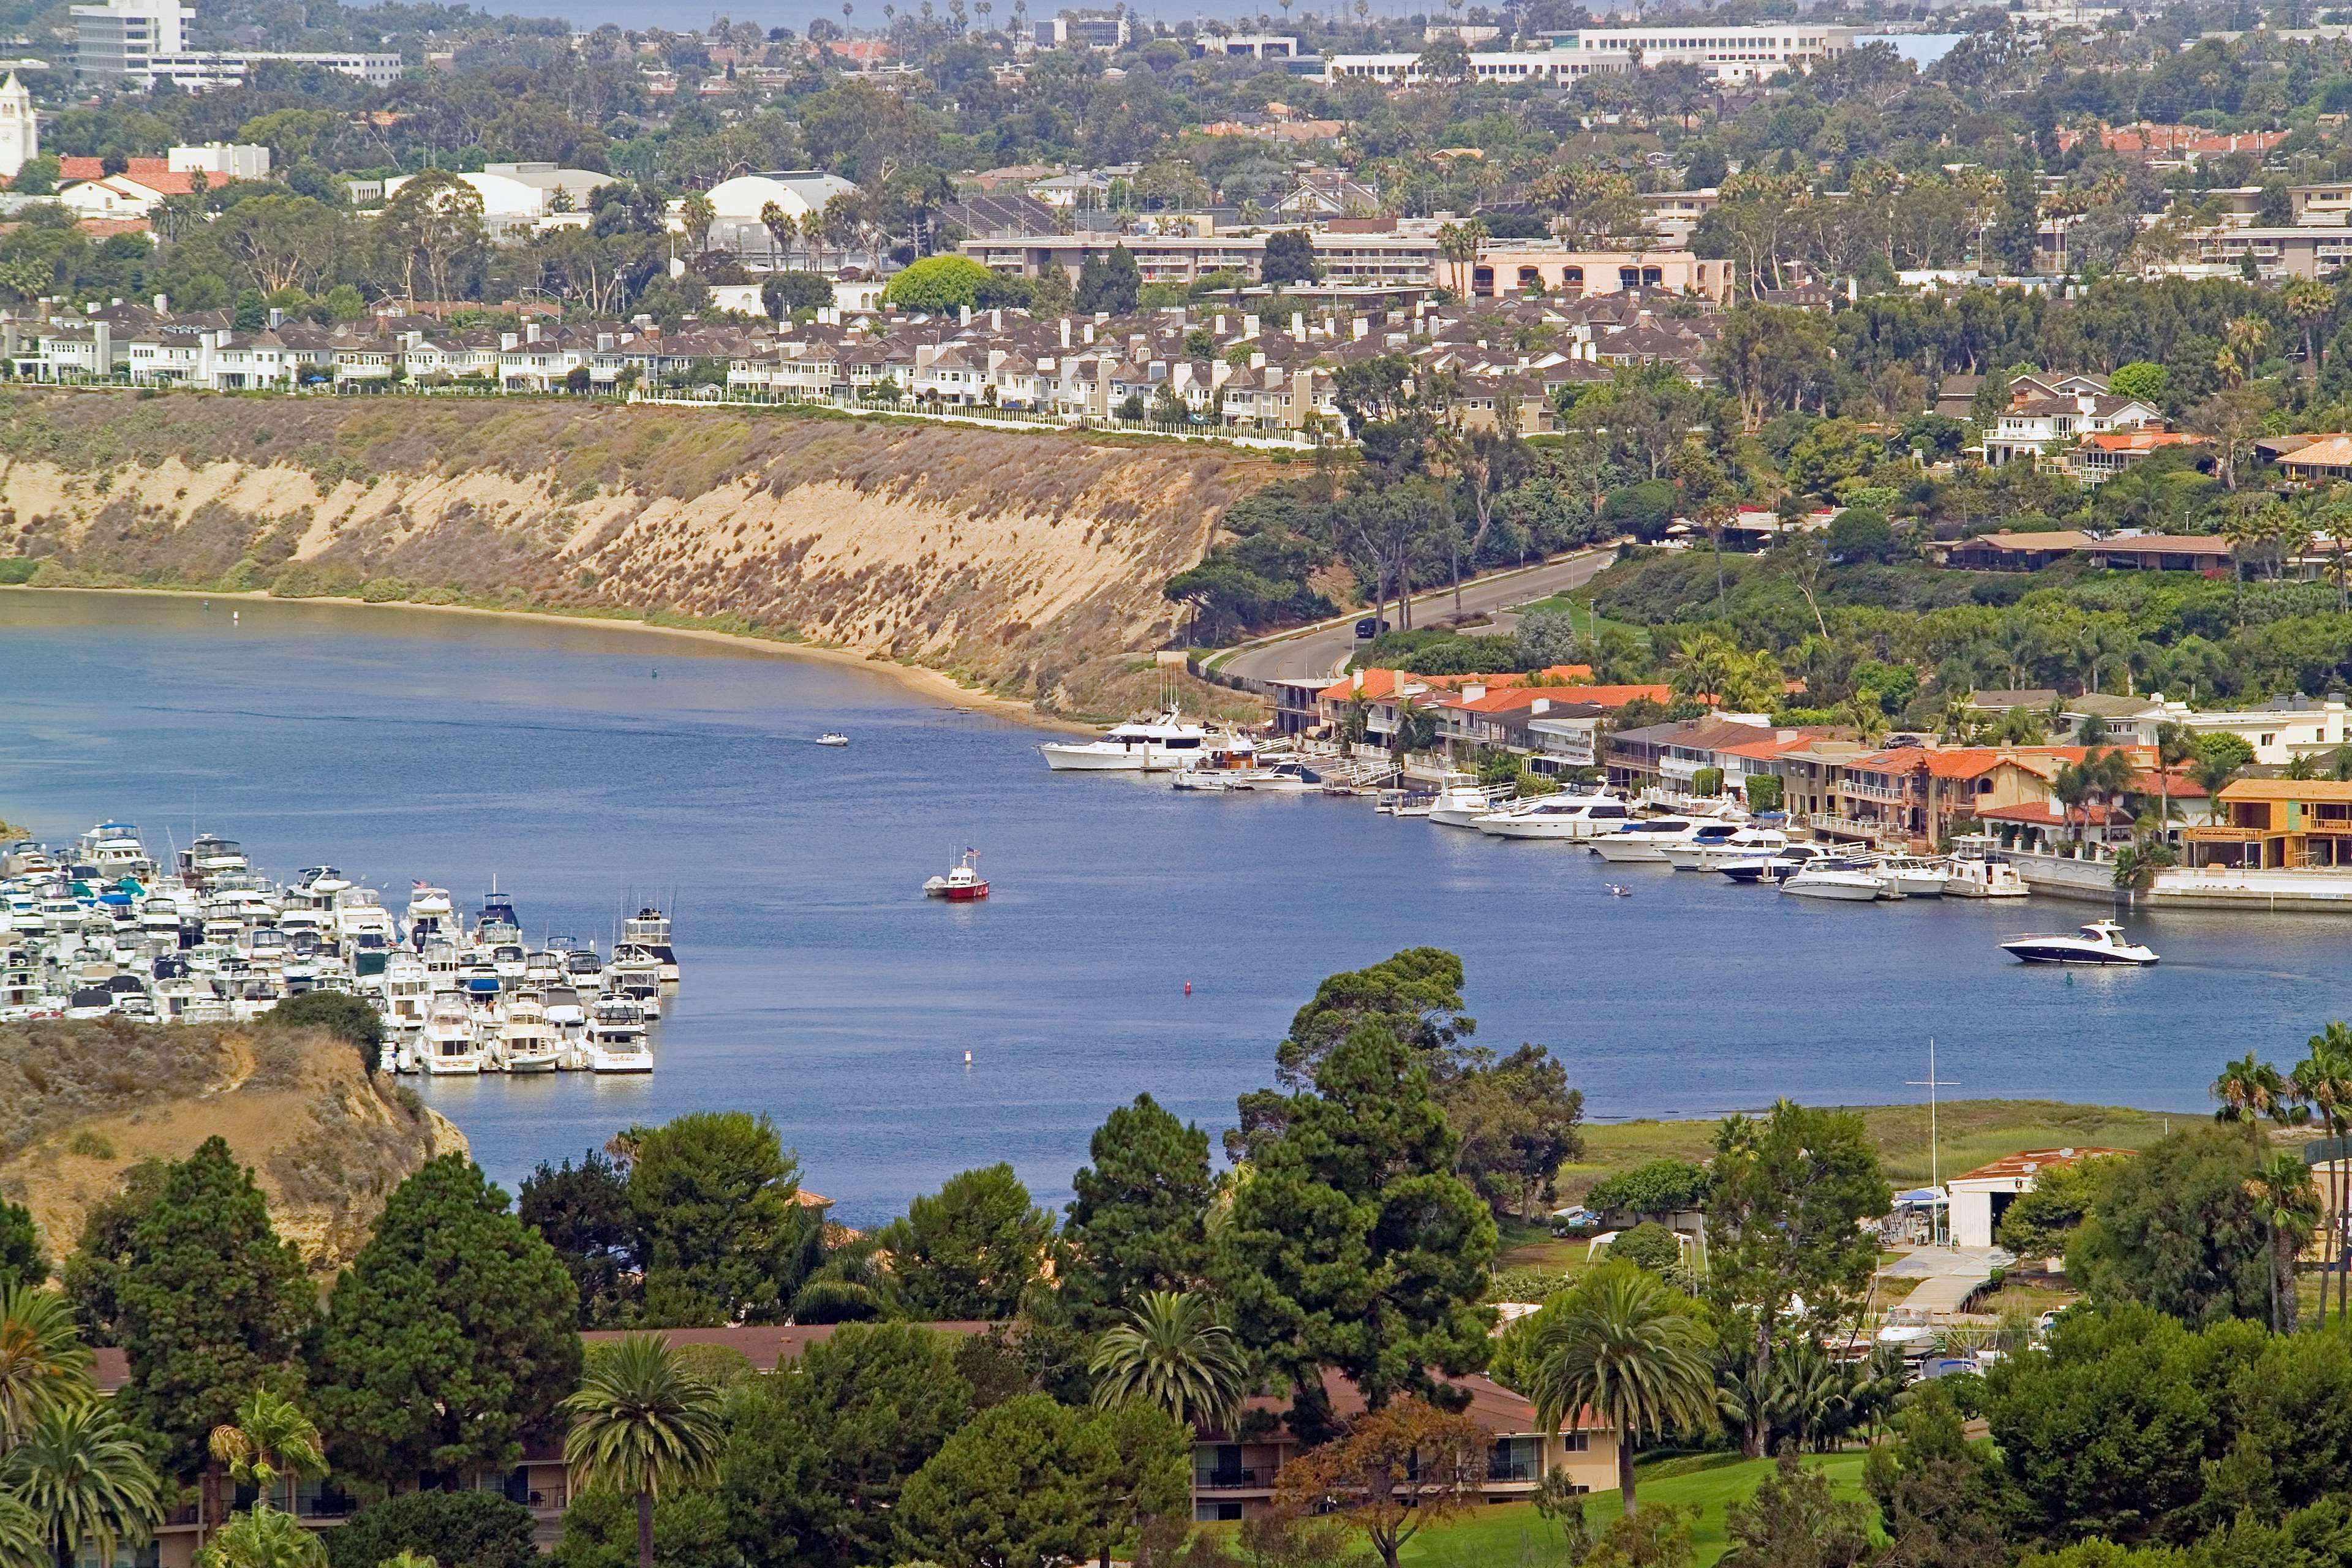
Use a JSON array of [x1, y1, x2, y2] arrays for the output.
[[1306, 666, 1673, 771], [97, 1323, 1621, 1564]]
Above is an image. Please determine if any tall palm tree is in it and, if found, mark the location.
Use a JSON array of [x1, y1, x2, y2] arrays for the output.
[[0, 1490, 40, 1568], [2247, 1152, 2321, 1334], [1, 1400, 165, 1567], [208, 1389, 326, 1517], [0, 1284, 94, 1450], [193, 1499, 323, 1568], [1528, 1268, 1714, 1516], [2298, 1023, 2352, 1325], [2214, 1050, 2290, 1125], [2154, 721, 2198, 838], [561, 1335, 726, 1568], [1087, 1290, 1251, 1433]]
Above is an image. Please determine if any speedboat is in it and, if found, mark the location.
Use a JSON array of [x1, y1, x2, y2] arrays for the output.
[[1428, 774, 1509, 829], [1780, 858, 1894, 902], [2000, 920, 2158, 966], [1946, 835, 2029, 899], [816, 733, 850, 747], [924, 851, 990, 901], [1593, 815, 1709, 862], [1877, 856, 1950, 898], [1472, 793, 1632, 840], [1039, 707, 1218, 772], [1661, 824, 1788, 873], [1721, 842, 1834, 884], [1227, 761, 1326, 793]]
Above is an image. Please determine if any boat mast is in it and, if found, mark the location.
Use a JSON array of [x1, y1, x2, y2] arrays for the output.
[[1909, 1038, 1958, 1246]]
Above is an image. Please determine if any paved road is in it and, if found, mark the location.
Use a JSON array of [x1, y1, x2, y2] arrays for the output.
[[1216, 547, 1618, 687]]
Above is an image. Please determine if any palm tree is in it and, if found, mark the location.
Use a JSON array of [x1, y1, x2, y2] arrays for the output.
[[0, 1284, 94, 1450], [1527, 1268, 1714, 1516], [2297, 1022, 2352, 1326], [1087, 1290, 1251, 1433], [2154, 721, 2198, 838], [2192, 746, 2245, 824], [2, 1400, 165, 1567], [2247, 1151, 2321, 1334], [208, 1389, 326, 1517], [194, 1501, 323, 1568], [2286, 277, 2336, 385], [2053, 761, 2093, 850], [562, 1335, 727, 1568], [2214, 1050, 2290, 1125], [0, 1491, 41, 1568]]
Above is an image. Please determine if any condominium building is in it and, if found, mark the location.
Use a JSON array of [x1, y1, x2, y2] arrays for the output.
[[1327, 24, 1859, 86]]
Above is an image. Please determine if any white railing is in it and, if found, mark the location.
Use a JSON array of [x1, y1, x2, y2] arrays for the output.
[[624, 387, 1334, 451]]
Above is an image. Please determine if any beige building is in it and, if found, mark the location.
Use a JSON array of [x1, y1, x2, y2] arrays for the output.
[[1469, 245, 1734, 301]]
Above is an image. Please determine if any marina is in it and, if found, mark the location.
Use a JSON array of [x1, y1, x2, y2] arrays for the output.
[[0, 822, 682, 1074], [8, 590, 2352, 1222]]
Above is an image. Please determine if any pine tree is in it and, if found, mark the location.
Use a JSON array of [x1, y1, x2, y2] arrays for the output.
[[312, 1156, 581, 1488], [1061, 1096, 1213, 1332], [115, 1139, 315, 1479]]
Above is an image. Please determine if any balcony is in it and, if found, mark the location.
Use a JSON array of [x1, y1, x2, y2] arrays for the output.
[[1487, 1459, 1540, 1483], [1194, 1467, 1264, 1491]]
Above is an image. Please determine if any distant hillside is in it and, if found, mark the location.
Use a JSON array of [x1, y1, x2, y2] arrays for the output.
[[0, 390, 1281, 720], [0, 1017, 466, 1276]]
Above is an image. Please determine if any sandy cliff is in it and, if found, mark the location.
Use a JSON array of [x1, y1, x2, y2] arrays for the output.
[[0, 1016, 466, 1276], [0, 391, 1279, 715]]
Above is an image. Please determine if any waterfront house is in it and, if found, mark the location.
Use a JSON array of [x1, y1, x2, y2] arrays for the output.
[[1948, 1147, 2132, 1250], [2185, 778, 2352, 869], [1940, 531, 2235, 573], [1833, 744, 2153, 847], [1191, 1368, 1619, 1522]]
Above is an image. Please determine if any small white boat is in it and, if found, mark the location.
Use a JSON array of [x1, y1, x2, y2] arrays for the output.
[[1663, 825, 1788, 873], [2001, 919, 2158, 966], [1780, 858, 1894, 902], [924, 851, 990, 901], [586, 998, 653, 1071], [816, 733, 850, 747], [1472, 792, 1632, 840], [1721, 843, 1833, 885], [1946, 835, 2029, 899], [1428, 774, 1509, 829], [1593, 815, 1710, 862], [1877, 856, 1950, 898]]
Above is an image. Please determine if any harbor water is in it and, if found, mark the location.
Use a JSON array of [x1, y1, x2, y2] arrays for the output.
[[2, 589, 2343, 1223]]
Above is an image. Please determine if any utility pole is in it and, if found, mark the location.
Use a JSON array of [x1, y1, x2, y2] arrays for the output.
[[1909, 1038, 1959, 1246]]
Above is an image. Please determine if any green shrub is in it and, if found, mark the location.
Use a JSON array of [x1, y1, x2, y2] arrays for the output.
[[1607, 1221, 1684, 1273]]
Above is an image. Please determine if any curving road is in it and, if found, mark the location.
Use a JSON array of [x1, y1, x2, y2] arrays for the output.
[[1214, 546, 1620, 687]]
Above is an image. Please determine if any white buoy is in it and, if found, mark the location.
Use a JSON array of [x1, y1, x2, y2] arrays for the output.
[[963, 1050, 973, 1066], [232, 610, 239, 623]]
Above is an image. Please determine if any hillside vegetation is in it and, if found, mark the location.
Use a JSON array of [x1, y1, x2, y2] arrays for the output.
[[0, 390, 1280, 719], [0, 1015, 466, 1275]]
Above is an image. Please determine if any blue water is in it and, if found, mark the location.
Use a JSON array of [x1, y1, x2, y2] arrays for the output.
[[0, 590, 2340, 1223]]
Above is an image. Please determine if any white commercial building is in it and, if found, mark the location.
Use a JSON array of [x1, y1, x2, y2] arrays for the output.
[[383, 162, 614, 240], [1329, 24, 1860, 85], [703, 170, 859, 261], [169, 141, 269, 179], [71, 0, 398, 88]]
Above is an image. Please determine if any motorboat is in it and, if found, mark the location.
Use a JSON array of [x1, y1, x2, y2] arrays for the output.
[[1428, 774, 1510, 829], [1721, 842, 1836, 884], [621, 908, 679, 984], [1472, 793, 1632, 841], [77, 824, 156, 883], [1780, 858, 1894, 902], [816, 732, 850, 747], [1592, 815, 1711, 863], [2000, 920, 2158, 966], [1877, 856, 1950, 899], [924, 852, 990, 902], [1171, 769, 1231, 793], [1662, 824, 1789, 873], [403, 884, 456, 949], [586, 998, 652, 1072], [1039, 708, 1222, 772], [500, 993, 561, 1072], [420, 995, 483, 1074], [1946, 835, 2029, 899], [1227, 761, 1327, 793]]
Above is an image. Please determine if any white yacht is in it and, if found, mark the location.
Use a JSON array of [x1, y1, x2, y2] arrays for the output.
[[1472, 793, 1633, 841], [1721, 842, 1834, 884], [500, 993, 561, 1071], [403, 885, 456, 949], [1780, 858, 1894, 902], [543, 984, 587, 1061], [2000, 920, 2158, 966], [1662, 824, 1789, 872], [77, 824, 156, 883], [1877, 856, 1950, 899], [1428, 774, 1510, 829], [1946, 836, 2029, 899], [420, 995, 483, 1074], [621, 908, 680, 984], [1040, 709, 1221, 772], [586, 998, 652, 1072], [180, 835, 250, 887], [1592, 815, 1711, 862]]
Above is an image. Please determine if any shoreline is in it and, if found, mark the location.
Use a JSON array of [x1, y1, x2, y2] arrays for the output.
[[0, 582, 1099, 736]]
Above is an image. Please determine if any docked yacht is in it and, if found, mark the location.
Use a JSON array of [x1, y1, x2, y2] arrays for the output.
[[586, 998, 652, 1072], [403, 885, 456, 949], [1591, 815, 1716, 862], [1428, 774, 1510, 829], [1721, 842, 1835, 884], [420, 995, 483, 1074], [1780, 858, 1895, 902], [180, 834, 250, 888], [1945, 836, 2029, 899], [1662, 824, 1789, 873], [1472, 793, 1633, 841], [543, 984, 587, 1055], [621, 908, 680, 984], [2000, 921, 2159, 966], [77, 824, 156, 883], [1877, 856, 1950, 899], [1039, 709, 1227, 772], [499, 993, 561, 1072]]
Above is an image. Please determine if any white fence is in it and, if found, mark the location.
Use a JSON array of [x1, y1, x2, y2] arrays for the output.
[[623, 388, 1333, 452]]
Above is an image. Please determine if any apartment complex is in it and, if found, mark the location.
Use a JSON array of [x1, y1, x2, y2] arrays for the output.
[[1327, 24, 1861, 85]]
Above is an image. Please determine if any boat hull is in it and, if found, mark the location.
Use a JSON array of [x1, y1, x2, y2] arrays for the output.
[[1592, 838, 1675, 862], [929, 885, 990, 902], [1781, 880, 1887, 902], [1427, 807, 1491, 828], [2002, 943, 2156, 966]]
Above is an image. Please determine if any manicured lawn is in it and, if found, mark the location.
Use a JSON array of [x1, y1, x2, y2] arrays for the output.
[[1557, 1100, 2187, 1204], [1396, 1452, 1874, 1568]]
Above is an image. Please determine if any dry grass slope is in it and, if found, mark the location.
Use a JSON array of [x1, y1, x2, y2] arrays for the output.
[[0, 390, 1281, 718], [0, 1015, 467, 1276]]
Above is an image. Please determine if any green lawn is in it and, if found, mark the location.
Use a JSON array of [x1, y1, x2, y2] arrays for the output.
[[1557, 1100, 2189, 1204], [1398, 1452, 1874, 1568]]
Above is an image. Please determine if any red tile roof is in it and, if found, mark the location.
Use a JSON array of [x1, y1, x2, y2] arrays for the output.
[[1215, 1366, 1600, 1443], [1954, 1147, 2133, 1183]]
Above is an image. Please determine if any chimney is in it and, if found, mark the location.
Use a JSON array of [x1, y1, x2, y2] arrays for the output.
[[2076, 392, 2096, 415], [992, 309, 1003, 328], [1351, 668, 1365, 692], [1251, 351, 1265, 369], [526, 321, 541, 343], [959, 304, 972, 325], [1083, 322, 1095, 344], [1243, 312, 1260, 337], [1291, 309, 1304, 337], [1352, 318, 1368, 341], [153, 293, 168, 313], [1061, 319, 1072, 348], [266, 307, 284, 329], [1531, 698, 1550, 715], [500, 331, 519, 351], [1463, 682, 1487, 702], [1215, 312, 1227, 334]]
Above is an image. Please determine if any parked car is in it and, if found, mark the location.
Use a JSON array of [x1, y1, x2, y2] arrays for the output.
[[1354, 616, 1389, 639], [1550, 1205, 1600, 1235]]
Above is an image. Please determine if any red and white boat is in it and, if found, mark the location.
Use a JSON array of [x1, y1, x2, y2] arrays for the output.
[[923, 851, 990, 902]]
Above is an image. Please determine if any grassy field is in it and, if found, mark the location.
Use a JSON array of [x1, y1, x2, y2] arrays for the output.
[[1396, 1452, 1874, 1568], [1555, 1099, 2191, 1205]]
